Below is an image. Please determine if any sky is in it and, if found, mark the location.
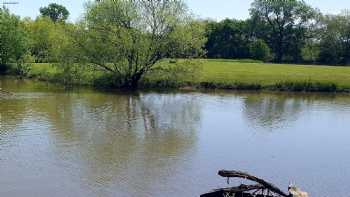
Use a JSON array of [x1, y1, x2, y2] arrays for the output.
[[3, 0, 350, 22]]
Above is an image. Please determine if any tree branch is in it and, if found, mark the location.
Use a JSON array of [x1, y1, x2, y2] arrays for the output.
[[218, 170, 289, 197]]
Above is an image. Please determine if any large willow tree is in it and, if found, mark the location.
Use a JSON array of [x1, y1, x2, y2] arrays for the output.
[[75, 0, 205, 88]]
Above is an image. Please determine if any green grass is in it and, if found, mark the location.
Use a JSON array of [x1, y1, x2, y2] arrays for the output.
[[146, 59, 350, 92], [199, 60, 346, 84], [23, 63, 104, 86], [11, 59, 350, 92]]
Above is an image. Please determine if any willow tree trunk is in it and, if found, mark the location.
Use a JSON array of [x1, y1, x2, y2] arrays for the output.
[[0, 63, 7, 74], [121, 72, 143, 89]]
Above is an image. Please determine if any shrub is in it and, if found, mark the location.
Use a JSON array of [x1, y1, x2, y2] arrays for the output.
[[142, 59, 203, 88], [0, 8, 28, 69], [250, 39, 272, 62]]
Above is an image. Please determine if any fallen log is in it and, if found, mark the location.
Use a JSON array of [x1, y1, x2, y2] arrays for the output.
[[218, 170, 289, 197], [201, 170, 298, 197], [201, 170, 310, 197]]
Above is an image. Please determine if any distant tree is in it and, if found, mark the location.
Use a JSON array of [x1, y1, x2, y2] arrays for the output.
[[301, 41, 320, 63], [250, 0, 318, 62], [40, 3, 69, 22], [318, 37, 341, 65], [25, 17, 54, 62], [74, 0, 206, 88], [250, 39, 271, 62], [318, 11, 350, 65], [25, 17, 72, 62], [205, 19, 251, 59], [0, 8, 27, 72]]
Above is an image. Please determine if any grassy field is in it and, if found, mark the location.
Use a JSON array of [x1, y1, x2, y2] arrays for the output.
[[195, 59, 350, 91], [21, 63, 104, 86], [11, 59, 350, 92]]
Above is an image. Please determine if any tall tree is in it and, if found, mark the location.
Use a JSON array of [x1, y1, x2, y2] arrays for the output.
[[250, 0, 318, 62], [0, 8, 27, 72], [40, 3, 70, 22], [319, 11, 350, 64], [205, 19, 251, 59], [25, 17, 72, 63], [74, 0, 205, 88]]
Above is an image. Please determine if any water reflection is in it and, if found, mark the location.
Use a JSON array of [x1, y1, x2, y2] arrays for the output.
[[0, 99, 26, 133], [0, 80, 201, 196], [243, 93, 304, 129], [242, 92, 347, 129], [2, 79, 350, 197]]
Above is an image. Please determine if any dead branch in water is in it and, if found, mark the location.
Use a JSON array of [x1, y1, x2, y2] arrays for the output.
[[218, 170, 289, 197], [201, 170, 292, 197]]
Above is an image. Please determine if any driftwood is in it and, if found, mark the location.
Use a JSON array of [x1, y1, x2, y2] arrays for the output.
[[201, 170, 296, 197], [218, 170, 289, 197]]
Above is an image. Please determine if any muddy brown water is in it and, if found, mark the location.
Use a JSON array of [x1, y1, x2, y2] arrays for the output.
[[1, 78, 350, 197]]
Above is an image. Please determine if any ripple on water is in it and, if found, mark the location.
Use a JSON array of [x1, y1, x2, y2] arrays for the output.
[[1, 81, 350, 196]]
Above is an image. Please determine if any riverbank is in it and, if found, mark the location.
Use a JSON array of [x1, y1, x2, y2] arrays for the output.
[[5, 59, 350, 92]]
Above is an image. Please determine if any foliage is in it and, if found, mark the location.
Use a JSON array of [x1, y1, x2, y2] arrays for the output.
[[0, 8, 28, 73], [318, 11, 350, 65], [250, 39, 272, 62], [143, 59, 203, 88], [24, 17, 53, 62], [166, 21, 207, 58], [301, 41, 320, 63], [39, 3, 70, 22], [202, 1, 322, 63], [14, 15, 85, 83], [250, 0, 319, 62], [24, 17, 75, 63], [13, 53, 33, 76], [205, 19, 251, 59], [74, 0, 206, 88]]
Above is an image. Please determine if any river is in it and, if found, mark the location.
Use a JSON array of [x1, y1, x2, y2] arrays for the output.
[[1, 77, 350, 197]]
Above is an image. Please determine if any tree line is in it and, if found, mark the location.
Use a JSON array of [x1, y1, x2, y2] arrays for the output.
[[1, 0, 350, 88], [205, 0, 350, 64]]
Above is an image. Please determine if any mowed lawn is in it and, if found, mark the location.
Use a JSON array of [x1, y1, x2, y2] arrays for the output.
[[198, 59, 350, 89], [22, 59, 350, 90]]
